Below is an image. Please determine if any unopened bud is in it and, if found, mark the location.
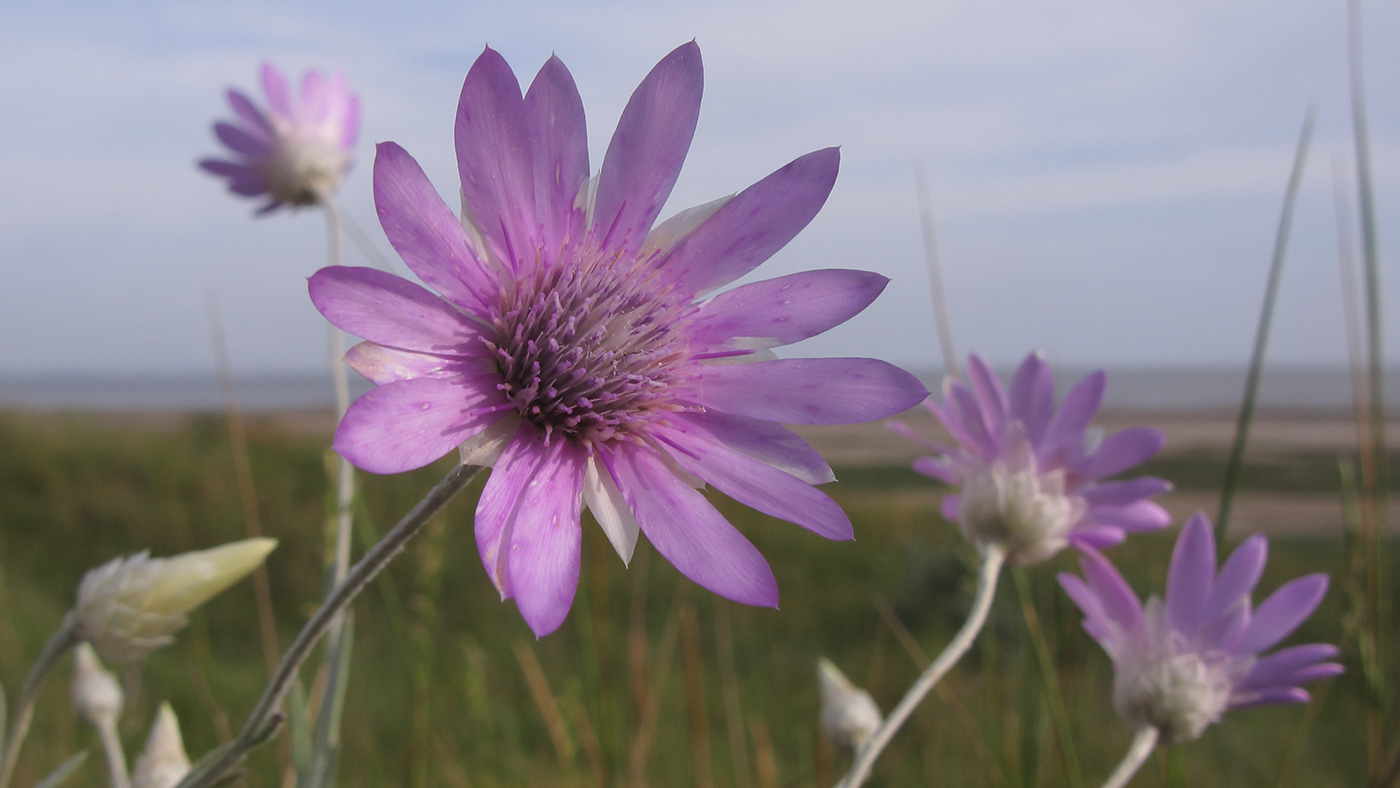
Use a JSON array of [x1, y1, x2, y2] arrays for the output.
[[74, 538, 277, 663], [131, 703, 191, 788], [818, 658, 881, 748], [71, 642, 122, 727]]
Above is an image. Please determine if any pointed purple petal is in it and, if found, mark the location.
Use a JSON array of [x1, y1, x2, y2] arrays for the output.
[[694, 358, 928, 425], [1058, 572, 1113, 646], [945, 379, 998, 459], [1078, 548, 1143, 631], [1009, 352, 1054, 443], [475, 426, 547, 597], [214, 122, 269, 157], [1086, 500, 1172, 532], [1041, 370, 1105, 459], [690, 268, 886, 351], [673, 410, 833, 485], [656, 424, 852, 540], [524, 55, 589, 257], [592, 42, 702, 254], [341, 92, 362, 148], [308, 266, 483, 354], [965, 354, 1009, 436], [455, 47, 538, 269], [343, 341, 493, 385], [912, 456, 957, 484], [664, 148, 840, 295], [1081, 428, 1166, 480], [1069, 525, 1127, 551], [1166, 513, 1217, 638], [1205, 535, 1268, 621], [334, 377, 507, 474], [1241, 574, 1329, 653], [507, 437, 587, 637], [1244, 644, 1340, 690], [226, 89, 273, 140], [1230, 687, 1312, 710], [199, 159, 255, 178], [1081, 477, 1173, 506], [260, 62, 293, 120], [374, 141, 495, 313], [609, 445, 778, 607]]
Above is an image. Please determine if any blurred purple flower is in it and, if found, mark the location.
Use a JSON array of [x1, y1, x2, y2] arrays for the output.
[[894, 352, 1171, 565], [199, 62, 360, 214], [307, 43, 927, 636], [1059, 513, 1342, 743]]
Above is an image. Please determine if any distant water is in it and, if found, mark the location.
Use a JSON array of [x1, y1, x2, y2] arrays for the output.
[[1, 366, 1397, 413]]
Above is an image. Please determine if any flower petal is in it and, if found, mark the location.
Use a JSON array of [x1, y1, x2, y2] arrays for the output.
[[1080, 477, 1173, 506], [945, 378, 998, 460], [965, 354, 1009, 436], [1241, 574, 1329, 653], [1068, 525, 1127, 551], [214, 122, 269, 157], [592, 41, 703, 254], [1009, 352, 1055, 444], [455, 47, 539, 270], [226, 89, 273, 140], [583, 454, 640, 564], [524, 55, 589, 258], [609, 445, 778, 607], [674, 410, 833, 485], [344, 341, 493, 386], [1166, 513, 1217, 638], [309, 266, 483, 354], [1080, 427, 1165, 480], [1205, 535, 1267, 622], [1041, 370, 1105, 461], [694, 358, 927, 426], [689, 269, 887, 352], [663, 148, 840, 296], [912, 456, 957, 484], [334, 377, 506, 474], [475, 426, 548, 597], [374, 141, 495, 313], [656, 422, 852, 540], [260, 62, 293, 120], [1078, 548, 1143, 632], [1243, 644, 1342, 690], [506, 436, 587, 637], [1085, 500, 1171, 532]]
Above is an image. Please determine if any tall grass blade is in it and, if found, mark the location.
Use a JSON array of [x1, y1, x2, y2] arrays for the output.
[[1347, 1, 1392, 779], [305, 613, 354, 788], [915, 166, 959, 378], [1012, 569, 1084, 788], [1215, 109, 1316, 541], [32, 751, 87, 788]]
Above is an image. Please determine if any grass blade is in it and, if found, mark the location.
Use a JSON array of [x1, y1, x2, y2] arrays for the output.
[[1215, 109, 1316, 541], [32, 751, 87, 788]]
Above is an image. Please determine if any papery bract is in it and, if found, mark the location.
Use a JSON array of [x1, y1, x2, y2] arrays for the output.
[[200, 62, 360, 214], [309, 43, 928, 636], [1058, 513, 1342, 743], [895, 352, 1170, 565]]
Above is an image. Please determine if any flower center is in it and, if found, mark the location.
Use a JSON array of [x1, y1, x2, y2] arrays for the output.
[[485, 249, 693, 445], [957, 462, 1082, 565], [260, 132, 348, 206], [1114, 648, 1239, 743]]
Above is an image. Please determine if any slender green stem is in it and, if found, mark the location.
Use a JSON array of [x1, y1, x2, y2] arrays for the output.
[[0, 617, 80, 788], [94, 716, 130, 788], [1101, 726, 1158, 788], [836, 542, 1006, 788], [175, 463, 481, 788], [1215, 108, 1315, 541], [915, 166, 959, 379], [1012, 569, 1084, 788]]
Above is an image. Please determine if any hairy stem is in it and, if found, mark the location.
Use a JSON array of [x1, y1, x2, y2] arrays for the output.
[[1101, 726, 1158, 788], [836, 542, 1006, 788]]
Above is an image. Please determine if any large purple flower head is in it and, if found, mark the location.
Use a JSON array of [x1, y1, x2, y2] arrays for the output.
[[896, 352, 1170, 566], [1059, 513, 1342, 743], [307, 43, 928, 636], [199, 62, 361, 214]]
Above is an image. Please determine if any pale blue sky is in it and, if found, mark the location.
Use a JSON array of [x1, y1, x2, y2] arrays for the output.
[[2, 0, 1397, 376]]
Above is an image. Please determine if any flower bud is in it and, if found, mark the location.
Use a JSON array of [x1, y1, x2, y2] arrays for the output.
[[71, 642, 122, 728], [131, 703, 191, 788], [818, 658, 881, 748], [74, 538, 277, 663]]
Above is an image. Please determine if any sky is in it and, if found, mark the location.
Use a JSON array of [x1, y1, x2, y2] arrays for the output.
[[2, 0, 1398, 378]]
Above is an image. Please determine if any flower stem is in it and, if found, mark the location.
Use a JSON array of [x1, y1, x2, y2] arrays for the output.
[[1101, 725, 1158, 788], [835, 542, 1006, 788], [94, 716, 130, 788], [0, 617, 80, 788], [175, 463, 482, 788]]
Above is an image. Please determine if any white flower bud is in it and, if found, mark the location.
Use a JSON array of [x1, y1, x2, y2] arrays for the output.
[[74, 538, 277, 663], [131, 704, 191, 788], [71, 642, 123, 728], [818, 658, 882, 748]]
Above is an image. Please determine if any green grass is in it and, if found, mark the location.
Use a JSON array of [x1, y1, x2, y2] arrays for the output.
[[0, 412, 1384, 787]]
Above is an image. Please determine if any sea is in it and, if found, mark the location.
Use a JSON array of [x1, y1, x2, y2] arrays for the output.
[[1, 366, 1397, 414]]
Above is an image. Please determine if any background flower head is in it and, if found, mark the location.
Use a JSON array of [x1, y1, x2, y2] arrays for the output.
[[896, 352, 1170, 565], [1058, 513, 1342, 743], [308, 42, 928, 637], [199, 62, 360, 214]]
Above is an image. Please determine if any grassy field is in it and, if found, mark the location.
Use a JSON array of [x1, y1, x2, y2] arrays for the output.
[[0, 410, 1388, 787]]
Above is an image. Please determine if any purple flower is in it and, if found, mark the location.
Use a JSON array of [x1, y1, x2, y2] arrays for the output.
[[200, 62, 361, 214], [1059, 513, 1342, 743], [306, 43, 928, 636], [895, 352, 1170, 565]]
